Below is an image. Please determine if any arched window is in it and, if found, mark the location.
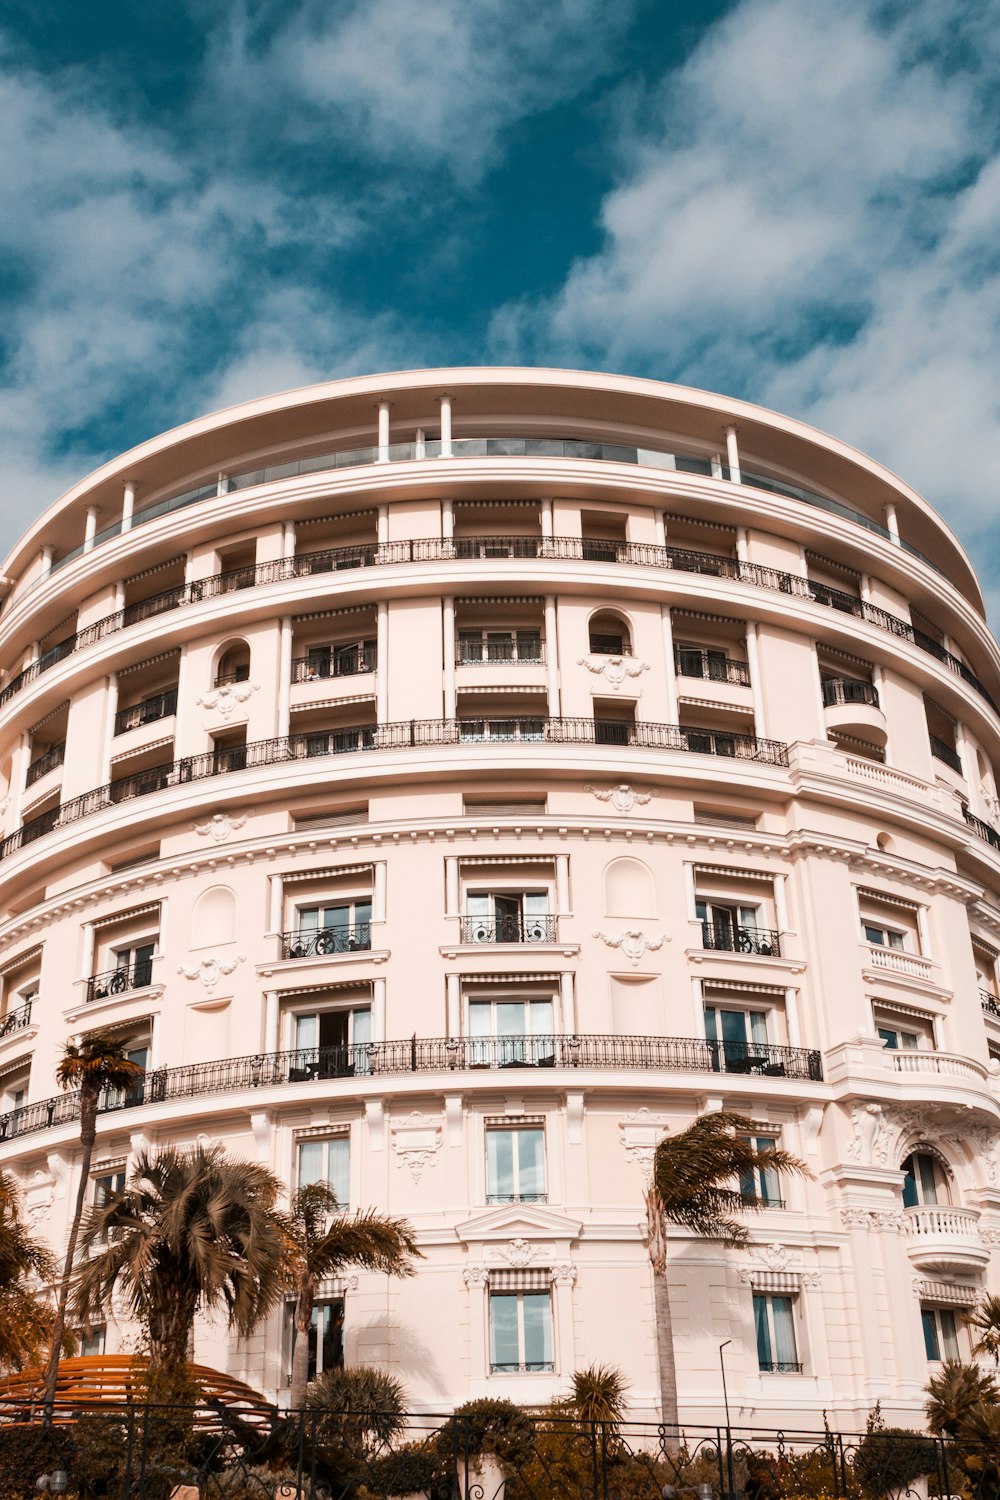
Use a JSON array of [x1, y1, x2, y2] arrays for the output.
[[588, 611, 632, 656], [215, 640, 251, 687], [901, 1151, 951, 1208], [604, 857, 656, 918]]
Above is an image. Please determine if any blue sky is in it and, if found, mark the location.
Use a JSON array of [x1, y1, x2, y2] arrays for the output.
[[2, 0, 999, 610]]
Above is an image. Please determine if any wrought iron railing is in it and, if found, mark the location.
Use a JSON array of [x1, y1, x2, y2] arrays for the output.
[[24, 741, 65, 786], [821, 677, 879, 708], [0, 1032, 825, 1144], [700, 923, 782, 957], [758, 1360, 804, 1373], [456, 641, 543, 665], [460, 914, 558, 944], [0, 718, 790, 865], [86, 959, 155, 1003], [280, 925, 372, 959], [292, 646, 377, 681], [930, 735, 963, 773], [486, 1192, 548, 1204], [113, 689, 178, 736], [675, 651, 751, 685], [1, 530, 993, 714], [0, 1000, 31, 1039], [965, 806, 1000, 850], [982, 989, 1000, 1018], [213, 666, 251, 686]]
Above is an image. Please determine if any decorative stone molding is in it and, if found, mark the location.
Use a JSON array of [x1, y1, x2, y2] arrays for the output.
[[593, 928, 666, 966], [391, 1111, 442, 1182], [196, 680, 260, 719], [193, 811, 250, 843], [463, 1265, 488, 1286], [502, 1237, 538, 1268], [584, 783, 654, 814], [840, 1207, 907, 1232], [577, 654, 650, 689], [552, 1262, 577, 1284], [177, 953, 245, 993], [619, 1108, 670, 1184], [846, 1101, 890, 1166]]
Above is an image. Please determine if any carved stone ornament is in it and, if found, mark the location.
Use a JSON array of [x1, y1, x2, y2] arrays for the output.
[[552, 1262, 577, 1283], [619, 1108, 670, 1185], [463, 1265, 489, 1286], [196, 680, 260, 719], [193, 810, 250, 843], [504, 1238, 538, 1268], [840, 1206, 907, 1232], [585, 783, 653, 814], [577, 655, 650, 689], [593, 928, 666, 966], [177, 953, 246, 993], [846, 1101, 891, 1166], [391, 1111, 442, 1182]]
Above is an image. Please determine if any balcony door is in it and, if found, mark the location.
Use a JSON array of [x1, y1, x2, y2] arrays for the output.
[[697, 900, 759, 952], [704, 1005, 769, 1072], [468, 997, 554, 1066], [293, 1008, 371, 1076]]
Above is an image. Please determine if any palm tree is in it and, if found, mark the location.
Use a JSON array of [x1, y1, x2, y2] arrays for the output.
[[964, 1293, 1000, 1365], [41, 1032, 145, 1410], [285, 1182, 421, 1409], [564, 1362, 629, 1429], [72, 1143, 288, 1371], [0, 1170, 60, 1372], [646, 1111, 808, 1430], [925, 1359, 999, 1436]]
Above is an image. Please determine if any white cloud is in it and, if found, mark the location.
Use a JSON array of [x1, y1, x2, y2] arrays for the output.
[[489, 0, 1000, 542]]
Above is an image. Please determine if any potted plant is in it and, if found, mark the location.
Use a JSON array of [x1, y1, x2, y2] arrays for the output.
[[435, 1399, 535, 1500]]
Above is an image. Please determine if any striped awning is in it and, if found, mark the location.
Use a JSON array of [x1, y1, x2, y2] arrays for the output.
[[489, 1268, 551, 1291], [748, 1270, 801, 1293]]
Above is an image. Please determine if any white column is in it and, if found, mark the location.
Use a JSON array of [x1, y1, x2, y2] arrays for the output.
[[690, 976, 704, 1035], [372, 977, 386, 1042], [277, 618, 293, 736], [724, 425, 741, 483], [736, 527, 749, 563], [84, 507, 99, 552], [556, 855, 570, 915], [376, 601, 389, 724], [784, 988, 800, 1048], [916, 904, 931, 958], [80, 922, 95, 984], [377, 401, 391, 462], [443, 597, 457, 718], [682, 863, 697, 919], [540, 498, 553, 540], [811, 644, 830, 739], [39, 545, 54, 576], [661, 605, 678, 722], [373, 861, 387, 924], [377, 505, 389, 546], [101, 673, 119, 784], [560, 972, 576, 1033], [955, 719, 974, 788], [183, 551, 195, 589], [884, 503, 900, 542], [264, 992, 279, 1053], [122, 481, 136, 533], [773, 873, 789, 933], [745, 622, 766, 737], [442, 498, 454, 541], [544, 595, 560, 716], [217, 473, 229, 497], [415, 427, 426, 460], [654, 511, 666, 549], [445, 857, 460, 916], [440, 395, 453, 457], [446, 973, 461, 1035], [282, 522, 296, 560], [10, 733, 30, 822], [267, 874, 284, 935], [173, 645, 189, 756]]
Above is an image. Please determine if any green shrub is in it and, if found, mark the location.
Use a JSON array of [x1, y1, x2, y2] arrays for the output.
[[435, 1400, 536, 1472], [853, 1428, 937, 1495], [366, 1442, 442, 1496], [305, 1365, 407, 1451]]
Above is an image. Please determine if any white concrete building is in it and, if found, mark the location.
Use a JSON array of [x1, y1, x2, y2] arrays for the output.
[[0, 367, 998, 1427]]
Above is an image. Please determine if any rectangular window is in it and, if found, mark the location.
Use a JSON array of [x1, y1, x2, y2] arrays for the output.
[[458, 630, 542, 664], [922, 1306, 960, 1362], [464, 892, 551, 944], [864, 924, 905, 951], [489, 1292, 554, 1373], [486, 1127, 546, 1204], [297, 1137, 350, 1207], [295, 901, 372, 954], [79, 1325, 106, 1358], [704, 1006, 770, 1074], [738, 1135, 782, 1207], [468, 998, 555, 1065], [286, 1297, 344, 1383], [93, 1170, 126, 1208], [753, 1293, 800, 1372], [292, 1008, 371, 1076]]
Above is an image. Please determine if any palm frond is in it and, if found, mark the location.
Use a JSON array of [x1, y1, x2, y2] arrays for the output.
[[56, 1033, 145, 1096]]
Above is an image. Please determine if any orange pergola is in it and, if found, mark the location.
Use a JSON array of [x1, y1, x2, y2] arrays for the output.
[[0, 1355, 275, 1427]]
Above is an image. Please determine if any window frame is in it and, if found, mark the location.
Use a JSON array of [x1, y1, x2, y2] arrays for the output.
[[296, 1134, 350, 1208], [753, 1292, 801, 1373], [485, 1124, 547, 1205], [921, 1305, 961, 1362], [488, 1289, 555, 1374]]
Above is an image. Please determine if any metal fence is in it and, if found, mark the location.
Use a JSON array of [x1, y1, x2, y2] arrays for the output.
[[0, 1404, 995, 1500]]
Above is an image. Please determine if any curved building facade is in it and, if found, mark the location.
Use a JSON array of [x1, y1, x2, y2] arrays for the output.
[[0, 368, 999, 1426]]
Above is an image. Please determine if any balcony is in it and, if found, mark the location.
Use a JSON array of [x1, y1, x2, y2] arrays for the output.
[[486, 1193, 548, 1205], [0, 1001, 32, 1040], [965, 807, 1000, 852], [864, 945, 935, 982], [490, 1361, 555, 1375], [280, 925, 371, 959], [700, 923, 781, 958], [0, 719, 790, 866], [675, 651, 750, 686], [291, 646, 376, 683], [822, 677, 887, 746], [86, 959, 155, 1004], [25, 742, 66, 789], [982, 990, 1000, 1019], [891, 1049, 989, 1085], [113, 689, 178, 736], [461, 914, 558, 945], [903, 1204, 989, 1275], [758, 1362, 803, 1374], [0, 1033, 825, 1144]]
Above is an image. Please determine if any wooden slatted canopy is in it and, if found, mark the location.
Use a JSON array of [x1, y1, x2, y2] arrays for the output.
[[0, 1356, 273, 1427]]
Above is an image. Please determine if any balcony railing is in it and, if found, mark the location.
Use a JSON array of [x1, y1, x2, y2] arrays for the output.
[[707, 1040, 817, 1078], [25, 742, 65, 786], [0, 1000, 32, 1039], [490, 1361, 555, 1374], [964, 806, 1000, 851], [213, 667, 251, 687], [675, 652, 751, 686], [457, 642, 543, 665], [903, 1204, 983, 1240], [0, 1032, 825, 1144], [740, 1193, 786, 1210], [113, 689, 178, 736], [0, 719, 790, 865], [821, 677, 879, 708], [280, 925, 371, 959], [2, 527, 991, 716], [486, 1192, 548, 1204], [758, 1362, 803, 1374], [700, 923, 782, 957], [891, 1050, 988, 1083], [930, 735, 963, 774], [982, 990, 1000, 1018], [460, 914, 558, 944], [291, 647, 376, 682], [86, 959, 155, 1003]]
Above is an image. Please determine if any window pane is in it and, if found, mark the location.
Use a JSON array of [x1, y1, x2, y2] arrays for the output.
[[771, 1297, 797, 1366], [351, 1008, 372, 1047], [720, 1010, 748, 1044], [299, 908, 320, 933], [864, 925, 884, 945], [497, 1003, 527, 1036], [918, 1155, 940, 1205], [295, 1014, 318, 1050], [490, 1295, 520, 1370], [517, 1130, 545, 1197], [753, 1294, 772, 1367], [487, 1131, 515, 1199], [940, 1309, 960, 1361], [469, 1002, 492, 1038], [522, 1294, 553, 1369], [703, 1007, 719, 1042], [878, 1028, 898, 1049], [749, 1013, 768, 1045], [328, 1138, 350, 1207], [529, 1000, 554, 1035], [901, 1156, 919, 1209], [298, 1141, 323, 1188], [922, 1308, 941, 1361]]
